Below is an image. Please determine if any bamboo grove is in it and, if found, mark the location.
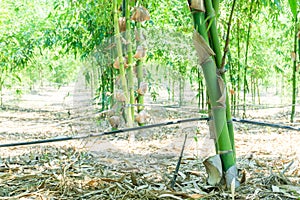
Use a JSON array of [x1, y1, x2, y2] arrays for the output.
[[1, 0, 298, 119]]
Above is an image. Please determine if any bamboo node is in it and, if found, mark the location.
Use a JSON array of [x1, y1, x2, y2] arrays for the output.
[[217, 150, 233, 155], [218, 67, 227, 75]]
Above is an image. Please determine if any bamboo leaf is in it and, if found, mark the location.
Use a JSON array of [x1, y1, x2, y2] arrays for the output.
[[288, 0, 297, 18]]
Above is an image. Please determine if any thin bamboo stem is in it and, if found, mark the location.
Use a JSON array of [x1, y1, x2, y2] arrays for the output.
[[237, 18, 241, 116], [291, 14, 298, 123], [136, 22, 146, 125], [191, 3, 216, 152], [125, 0, 135, 119], [204, 0, 222, 68], [243, 0, 254, 118], [221, 0, 236, 69]]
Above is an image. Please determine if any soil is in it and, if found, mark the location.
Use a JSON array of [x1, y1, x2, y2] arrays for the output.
[[0, 85, 299, 199]]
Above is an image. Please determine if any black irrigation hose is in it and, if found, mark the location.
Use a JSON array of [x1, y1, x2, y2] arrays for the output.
[[232, 118, 300, 131], [0, 117, 209, 148], [0, 117, 299, 148]]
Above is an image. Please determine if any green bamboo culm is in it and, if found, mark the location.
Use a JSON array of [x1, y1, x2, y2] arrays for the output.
[[211, 0, 220, 17], [204, 0, 222, 68], [113, 0, 133, 129], [190, 2, 217, 151], [243, 0, 254, 118], [192, 12, 209, 43], [193, 31, 235, 171], [125, 0, 135, 120], [136, 22, 145, 115], [204, 0, 236, 161], [191, 0, 239, 188], [236, 17, 241, 116], [290, 13, 298, 123]]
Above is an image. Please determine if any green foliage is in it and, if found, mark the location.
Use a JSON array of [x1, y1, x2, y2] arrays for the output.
[[0, 0, 85, 100], [0, 0, 48, 99], [288, 0, 298, 19], [0, 0, 298, 109], [219, 0, 296, 94], [45, 0, 113, 58], [147, 0, 193, 32]]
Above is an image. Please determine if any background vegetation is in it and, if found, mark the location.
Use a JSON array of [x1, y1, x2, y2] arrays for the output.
[[1, 0, 298, 113]]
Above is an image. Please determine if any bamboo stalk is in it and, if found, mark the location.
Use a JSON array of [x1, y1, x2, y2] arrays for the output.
[[136, 22, 146, 125], [237, 18, 241, 116], [204, 0, 222, 69], [221, 0, 236, 69], [243, 0, 254, 118], [191, 1, 239, 187], [204, 0, 236, 161], [290, 14, 298, 123], [193, 32, 235, 171], [125, 0, 135, 120], [192, 12, 209, 43], [113, 0, 133, 129], [211, 0, 220, 17], [190, 2, 216, 151]]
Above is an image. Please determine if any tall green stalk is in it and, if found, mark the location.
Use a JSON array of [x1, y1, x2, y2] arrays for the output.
[[125, 0, 135, 119], [192, 12, 209, 43], [191, 2, 215, 151], [237, 18, 241, 116], [191, 0, 239, 187], [205, 0, 236, 161], [0, 72, 3, 106], [136, 22, 146, 126], [290, 14, 298, 122], [212, 0, 220, 16], [204, 0, 222, 68], [193, 32, 235, 171], [288, 0, 298, 122], [243, 0, 254, 118], [113, 0, 133, 128]]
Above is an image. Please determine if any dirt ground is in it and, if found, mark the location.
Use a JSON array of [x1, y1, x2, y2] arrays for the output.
[[0, 85, 299, 199]]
